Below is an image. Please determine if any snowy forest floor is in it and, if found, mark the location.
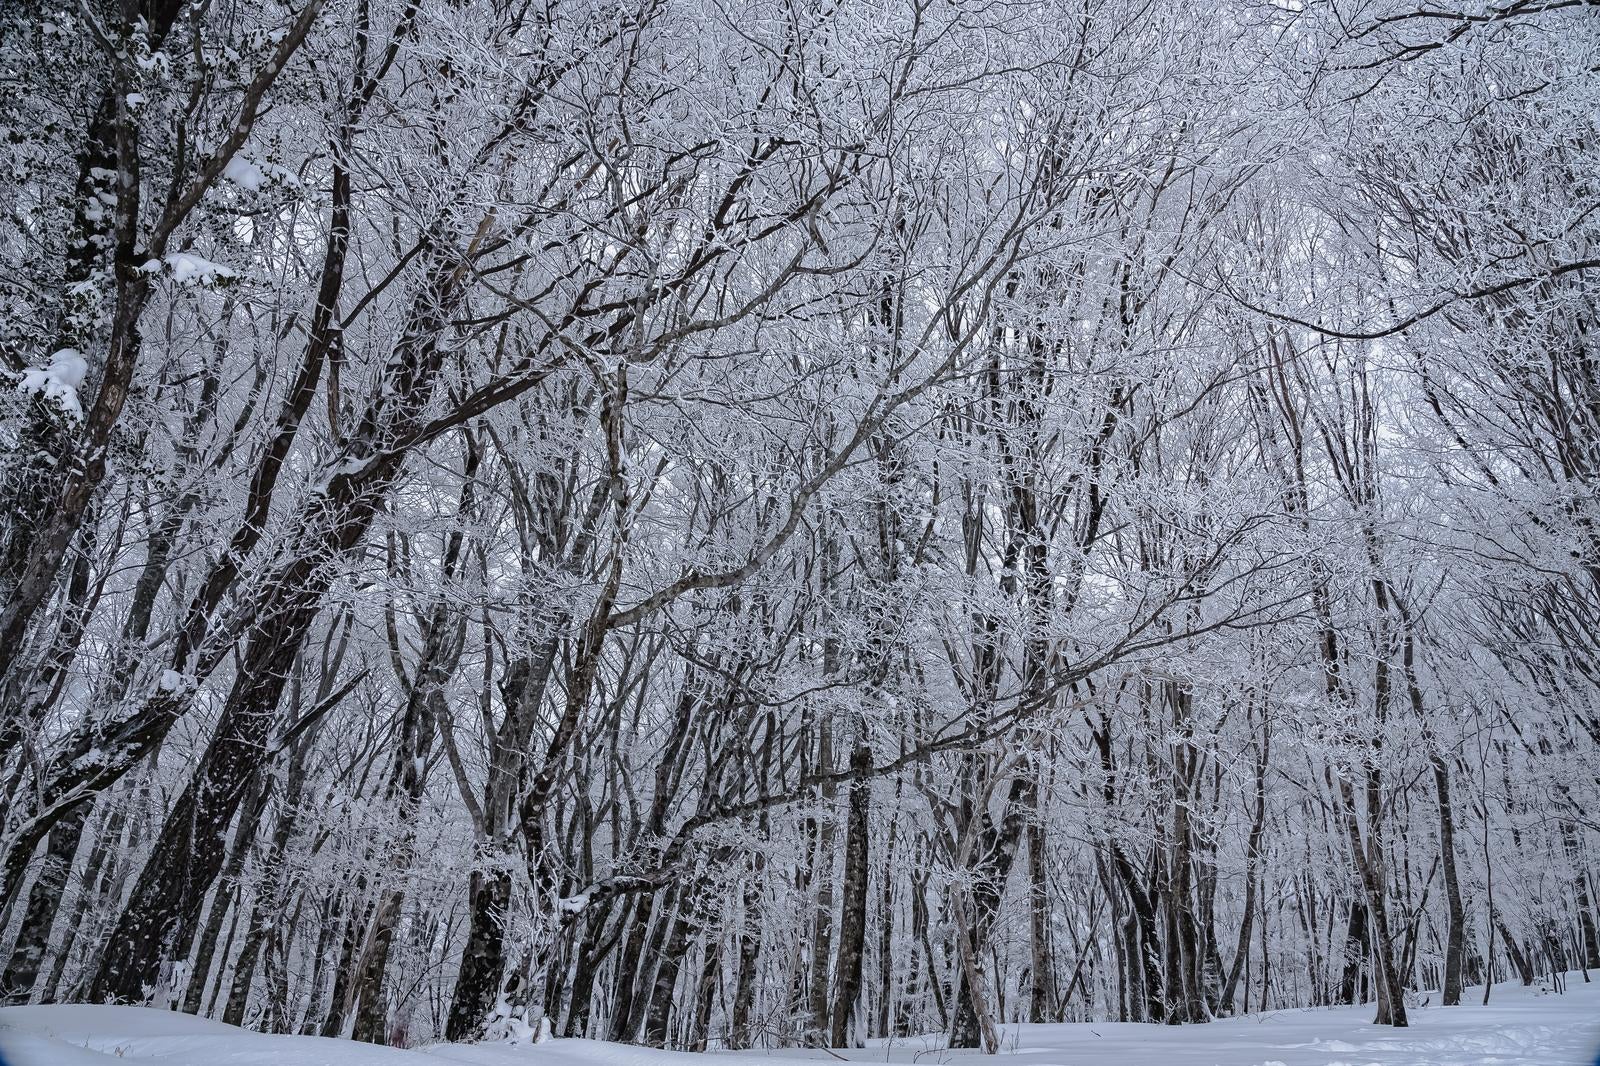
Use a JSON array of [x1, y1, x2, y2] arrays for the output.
[[2, 976, 1596, 1066]]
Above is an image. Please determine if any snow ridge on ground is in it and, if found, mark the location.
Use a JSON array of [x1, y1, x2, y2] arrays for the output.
[[2, 975, 1596, 1066]]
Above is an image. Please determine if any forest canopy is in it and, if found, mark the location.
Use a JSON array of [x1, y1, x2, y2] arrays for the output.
[[1, 0, 1597, 1051]]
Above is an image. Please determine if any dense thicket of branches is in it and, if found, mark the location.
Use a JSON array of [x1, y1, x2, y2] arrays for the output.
[[2, 0, 1597, 1050]]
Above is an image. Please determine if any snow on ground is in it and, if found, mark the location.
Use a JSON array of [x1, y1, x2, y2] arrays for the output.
[[1, 975, 1596, 1066]]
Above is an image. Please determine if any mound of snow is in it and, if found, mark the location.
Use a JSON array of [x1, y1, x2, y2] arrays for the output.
[[165, 253, 237, 286], [17, 348, 89, 419]]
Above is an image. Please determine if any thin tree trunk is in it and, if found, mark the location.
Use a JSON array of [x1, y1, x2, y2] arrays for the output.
[[807, 721, 836, 1043], [1338, 899, 1367, 1005], [688, 930, 721, 1051], [950, 884, 1000, 1054], [875, 803, 900, 1037], [222, 774, 301, 1027], [1432, 756, 1465, 1006], [828, 741, 871, 1047], [1024, 814, 1054, 1022], [1221, 722, 1269, 1016], [1496, 918, 1535, 986], [299, 892, 341, 1033], [730, 866, 763, 1048]]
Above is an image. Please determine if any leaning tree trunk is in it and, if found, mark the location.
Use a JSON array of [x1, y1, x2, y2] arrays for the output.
[[641, 888, 697, 1048], [185, 770, 274, 1016], [91, 589, 325, 1004], [90, 230, 476, 1005], [40, 800, 125, 1003], [607, 892, 656, 1042], [949, 774, 1031, 1046], [0, 800, 91, 1003], [1496, 918, 1535, 986], [1337, 773, 1407, 1027], [562, 898, 619, 1038], [350, 689, 447, 1042], [222, 782, 301, 1027]]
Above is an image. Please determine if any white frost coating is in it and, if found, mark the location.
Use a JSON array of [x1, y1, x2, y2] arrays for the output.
[[17, 348, 90, 419], [165, 252, 237, 286], [159, 669, 191, 693]]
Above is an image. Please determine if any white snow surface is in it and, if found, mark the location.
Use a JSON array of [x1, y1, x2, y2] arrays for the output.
[[1, 975, 1596, 1066]]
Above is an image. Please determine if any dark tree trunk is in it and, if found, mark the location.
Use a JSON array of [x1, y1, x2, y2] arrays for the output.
[[320, 895, 372, 1037], [1339, 782, 1406, 1027], [350, 890, 405, 1044], [1497, 918, 1535, 986], [828, 742, 871, 1047], [1025, 813, 1054, 1022], [1433, 757, 1465, 1005], [260, 901, 296, 1033], [608, 892, 655, 1042], [806, 723, 836, 1043], [299, 892, 342, 1033], [1221, 724, 1269, 1016], [563, 898, 620, 1038], [41, 801, 124, 1003], [688, 931, 721, 1051], [875, 805, 900, 1037], [628, 882, 681, 1040], [91, 594, 329, 1003], [729, 875, 762, 1049], [1562, 822, 1600, 970], [222, 886, 270, 1025], [1338, 899, 1368, 1005], [915, 867, 949, 1029], [183, 773, 272, 1015], [446, 867, 513, 1042], [0, 801, 89, 1003], [950, 775, 1032, 1046], [350, 683, 446, 1042], [90, 218, 471, 1005], [183, 885, 236, 1017], [205, 898, 242, 1017], [1108, 846, 1165, 1023], [221, 774, 301, 1027], [642, 892, 695, 1048]]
